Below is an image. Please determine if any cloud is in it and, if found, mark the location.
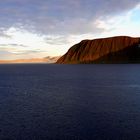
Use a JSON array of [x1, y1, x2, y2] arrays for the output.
[[0, 46, 46, 60], [0, 43, 29, 47], [0, 43, 44, 55], [29, 0, 140, 35], [45, 35, 70, 45], [0, 0, 140, 59], [0, 28, 12, 38], [0, 0, 139, 35]]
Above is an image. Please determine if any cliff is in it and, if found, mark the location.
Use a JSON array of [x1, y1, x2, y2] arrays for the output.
[[56, 36, 140, 64]]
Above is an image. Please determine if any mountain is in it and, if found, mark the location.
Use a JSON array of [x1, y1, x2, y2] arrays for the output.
[[0, 56, 60, 64], [56, 36, 140, 64]]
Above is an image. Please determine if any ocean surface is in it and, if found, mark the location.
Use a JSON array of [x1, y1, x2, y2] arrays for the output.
[[0, 64, 140, 140]]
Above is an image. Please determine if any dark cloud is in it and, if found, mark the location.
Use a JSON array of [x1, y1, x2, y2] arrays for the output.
[[0, 0, 139, 35]]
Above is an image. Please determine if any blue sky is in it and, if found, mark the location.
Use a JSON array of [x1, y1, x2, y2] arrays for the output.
[[0, 0, 140, 60]]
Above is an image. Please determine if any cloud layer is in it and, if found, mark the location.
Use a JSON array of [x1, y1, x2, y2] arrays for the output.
[[0, 0, 140, 59], [0, 0, 140, 34]]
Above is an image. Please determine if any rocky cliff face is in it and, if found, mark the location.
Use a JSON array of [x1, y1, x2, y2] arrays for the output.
[[56, 36, 140, 64]]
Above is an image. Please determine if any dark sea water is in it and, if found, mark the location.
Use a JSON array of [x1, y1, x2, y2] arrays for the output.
[[0, 64, 140, 140]]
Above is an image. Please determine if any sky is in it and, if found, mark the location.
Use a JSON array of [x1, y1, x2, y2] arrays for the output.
[[0, 0, 140, 60]]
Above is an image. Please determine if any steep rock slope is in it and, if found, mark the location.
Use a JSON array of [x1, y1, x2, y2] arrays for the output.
[[56, 36, 140, 64]]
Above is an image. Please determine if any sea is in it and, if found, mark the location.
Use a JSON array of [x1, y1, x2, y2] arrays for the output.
[[0, 64, 140, 140]]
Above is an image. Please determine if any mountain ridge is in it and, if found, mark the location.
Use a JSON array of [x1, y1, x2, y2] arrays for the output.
[[56, 36, 140, 64]]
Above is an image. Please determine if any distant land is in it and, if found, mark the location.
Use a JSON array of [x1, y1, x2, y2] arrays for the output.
[[56, 36, 140, 64], [0, 56, 60, 64]]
